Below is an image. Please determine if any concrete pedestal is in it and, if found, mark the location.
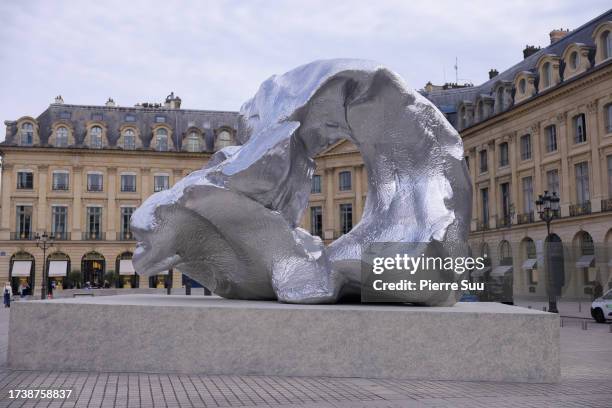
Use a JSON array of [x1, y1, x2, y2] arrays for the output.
[[8, 295, 560, 382]]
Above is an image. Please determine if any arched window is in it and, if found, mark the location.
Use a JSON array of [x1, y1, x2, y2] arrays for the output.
[[90, 126, 103, 148], [542, 62, 552, 88], [569, 51, 579, 70], [519, 78, 526, 94], [215, 130, 233, 151], [579, 231, 594, 256], [123, 128, 136, 150], [499, 240, 512, 264], [496, 87, 504, 112], [20, 123, 34, 146], [156, 128, 169, 151], [186, 131, 201, 152], [603, 30, 611, 60], [56, 126, 69, 147]]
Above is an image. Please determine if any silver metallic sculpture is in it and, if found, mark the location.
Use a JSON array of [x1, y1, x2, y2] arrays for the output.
[[131, 59, 472, 305]]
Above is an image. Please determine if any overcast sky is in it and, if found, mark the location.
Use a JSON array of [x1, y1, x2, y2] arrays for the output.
[[0, 0, 609, 133]]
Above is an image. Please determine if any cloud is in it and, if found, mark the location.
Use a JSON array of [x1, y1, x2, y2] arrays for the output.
[[0, 0, 609, 137]]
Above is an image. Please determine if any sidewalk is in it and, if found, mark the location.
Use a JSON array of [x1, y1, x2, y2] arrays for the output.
[[514, 299, 596, 319]]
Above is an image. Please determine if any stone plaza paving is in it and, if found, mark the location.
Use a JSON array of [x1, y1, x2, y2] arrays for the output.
[[0, 304, 611, 407]]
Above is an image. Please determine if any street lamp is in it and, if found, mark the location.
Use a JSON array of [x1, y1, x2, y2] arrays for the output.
[[535, 191, 560, 313], [35, 231, 55, 299]]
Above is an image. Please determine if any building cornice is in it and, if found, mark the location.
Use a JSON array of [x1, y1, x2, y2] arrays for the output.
[[460, 59, 612, 138]]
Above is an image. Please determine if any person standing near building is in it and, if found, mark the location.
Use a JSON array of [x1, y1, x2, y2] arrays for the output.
[[3, 282, 12, 308], [18, 282, 26, 299]]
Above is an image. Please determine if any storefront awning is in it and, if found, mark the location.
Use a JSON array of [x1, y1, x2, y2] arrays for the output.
[[119, 259, 136, 275], [491, 265, 513, 277], [48, 261, 68, 277], [471, 267, 490, 279], [576, 255, 595, 268], [522, 258, 538, 271], [12, 260, 32, 277]]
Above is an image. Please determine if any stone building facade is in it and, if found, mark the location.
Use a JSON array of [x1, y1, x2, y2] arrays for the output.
[[423, 11, 612, 301]]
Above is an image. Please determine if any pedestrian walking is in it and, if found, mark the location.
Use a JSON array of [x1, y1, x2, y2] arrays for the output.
[[3, 282, 12, 308]]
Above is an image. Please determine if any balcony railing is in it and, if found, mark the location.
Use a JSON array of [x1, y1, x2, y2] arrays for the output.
[[87, 184, 103, 192], [82, 231, 106, 240], [569, 201, 591, 217], [602, 198, 612, 212], [53, 232, 71, 240], [476, 221, 489, 231], [121, 186, 137, 193], [11, 231, 33, 240], [497, 215, 512, 228], [119, 231, 135, 241], [52, 184, 69, 191], [517, 212, 534, 224]]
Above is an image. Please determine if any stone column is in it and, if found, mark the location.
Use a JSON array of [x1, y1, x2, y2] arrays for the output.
[[354, 165, 363, 222], [1, 163, 13, 239], [508, 132, 519, 224], [532, 122, 542, 221], [587, 100, 602, 212], [488, 141, 497, 228], [468, 148, 478, 231], [324, 168, 335, 240], [141, 168, 151, 201], [107, 167, 117, 240], [72, 166, 83, 239], [37, 165, 48, 232], [557, 112, 571, 217]]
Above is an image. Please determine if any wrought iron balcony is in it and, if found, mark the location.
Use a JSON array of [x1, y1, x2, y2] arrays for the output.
[[476, 221, 489, 231], [52, 183, 69, 191], [601, 198, 612, 212], [569, 201, 591, 217], [82, 231, 106, 240], [11, 231, 33, 240], [53, 232, 71, 240], [119, 231, 135, 241], [497, 215, 512, 228], [517, 212, 534, 224]]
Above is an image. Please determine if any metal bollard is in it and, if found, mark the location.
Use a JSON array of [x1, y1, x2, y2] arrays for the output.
[[528, 305, 532, 309], [543, 306, 547, 312], [582, 321, 588, 330], [560, 318, 564, 327], [578, 302, 581, 313]]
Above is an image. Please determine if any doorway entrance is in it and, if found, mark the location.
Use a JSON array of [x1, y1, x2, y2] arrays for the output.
[[82, 252, 105, 288]]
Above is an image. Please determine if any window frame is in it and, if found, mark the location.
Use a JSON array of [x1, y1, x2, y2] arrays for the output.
[[338, 171, 352, 191], [16, 171, 34, 190]]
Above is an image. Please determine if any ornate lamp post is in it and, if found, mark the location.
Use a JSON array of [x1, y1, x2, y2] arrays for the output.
[[35, 231, 55, 299], [535, 191, 560, 313]]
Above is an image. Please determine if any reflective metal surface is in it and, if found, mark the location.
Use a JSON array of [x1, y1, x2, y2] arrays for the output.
[[131, 59, 472, 305]]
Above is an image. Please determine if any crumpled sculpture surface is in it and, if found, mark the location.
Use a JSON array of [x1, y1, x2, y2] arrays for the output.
[[131, 59, 472, 305]]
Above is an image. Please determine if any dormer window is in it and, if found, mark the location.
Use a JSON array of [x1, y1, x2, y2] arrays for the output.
[[90, 126, 103, 148], [496, 87, 504, 112], [185, 131, 201, 152], [123, 129, 136, 150], [156, 128, 169, 151], [542, 62, 552, 88], [569, 51, 579, 70], [55, 126, 69, 147], [215, 130, 233, 151], [602, 30, 611, 60], [20, 123, 34, 146], [518, 78, 526, 94]]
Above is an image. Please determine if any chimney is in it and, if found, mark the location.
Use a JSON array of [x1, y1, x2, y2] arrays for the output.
[[165, 92, 182, 109], [105, 97, 116, 107], [488, 69, 499, 79], [549, 28, 569, 44], [523, 45, 541, 59]]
